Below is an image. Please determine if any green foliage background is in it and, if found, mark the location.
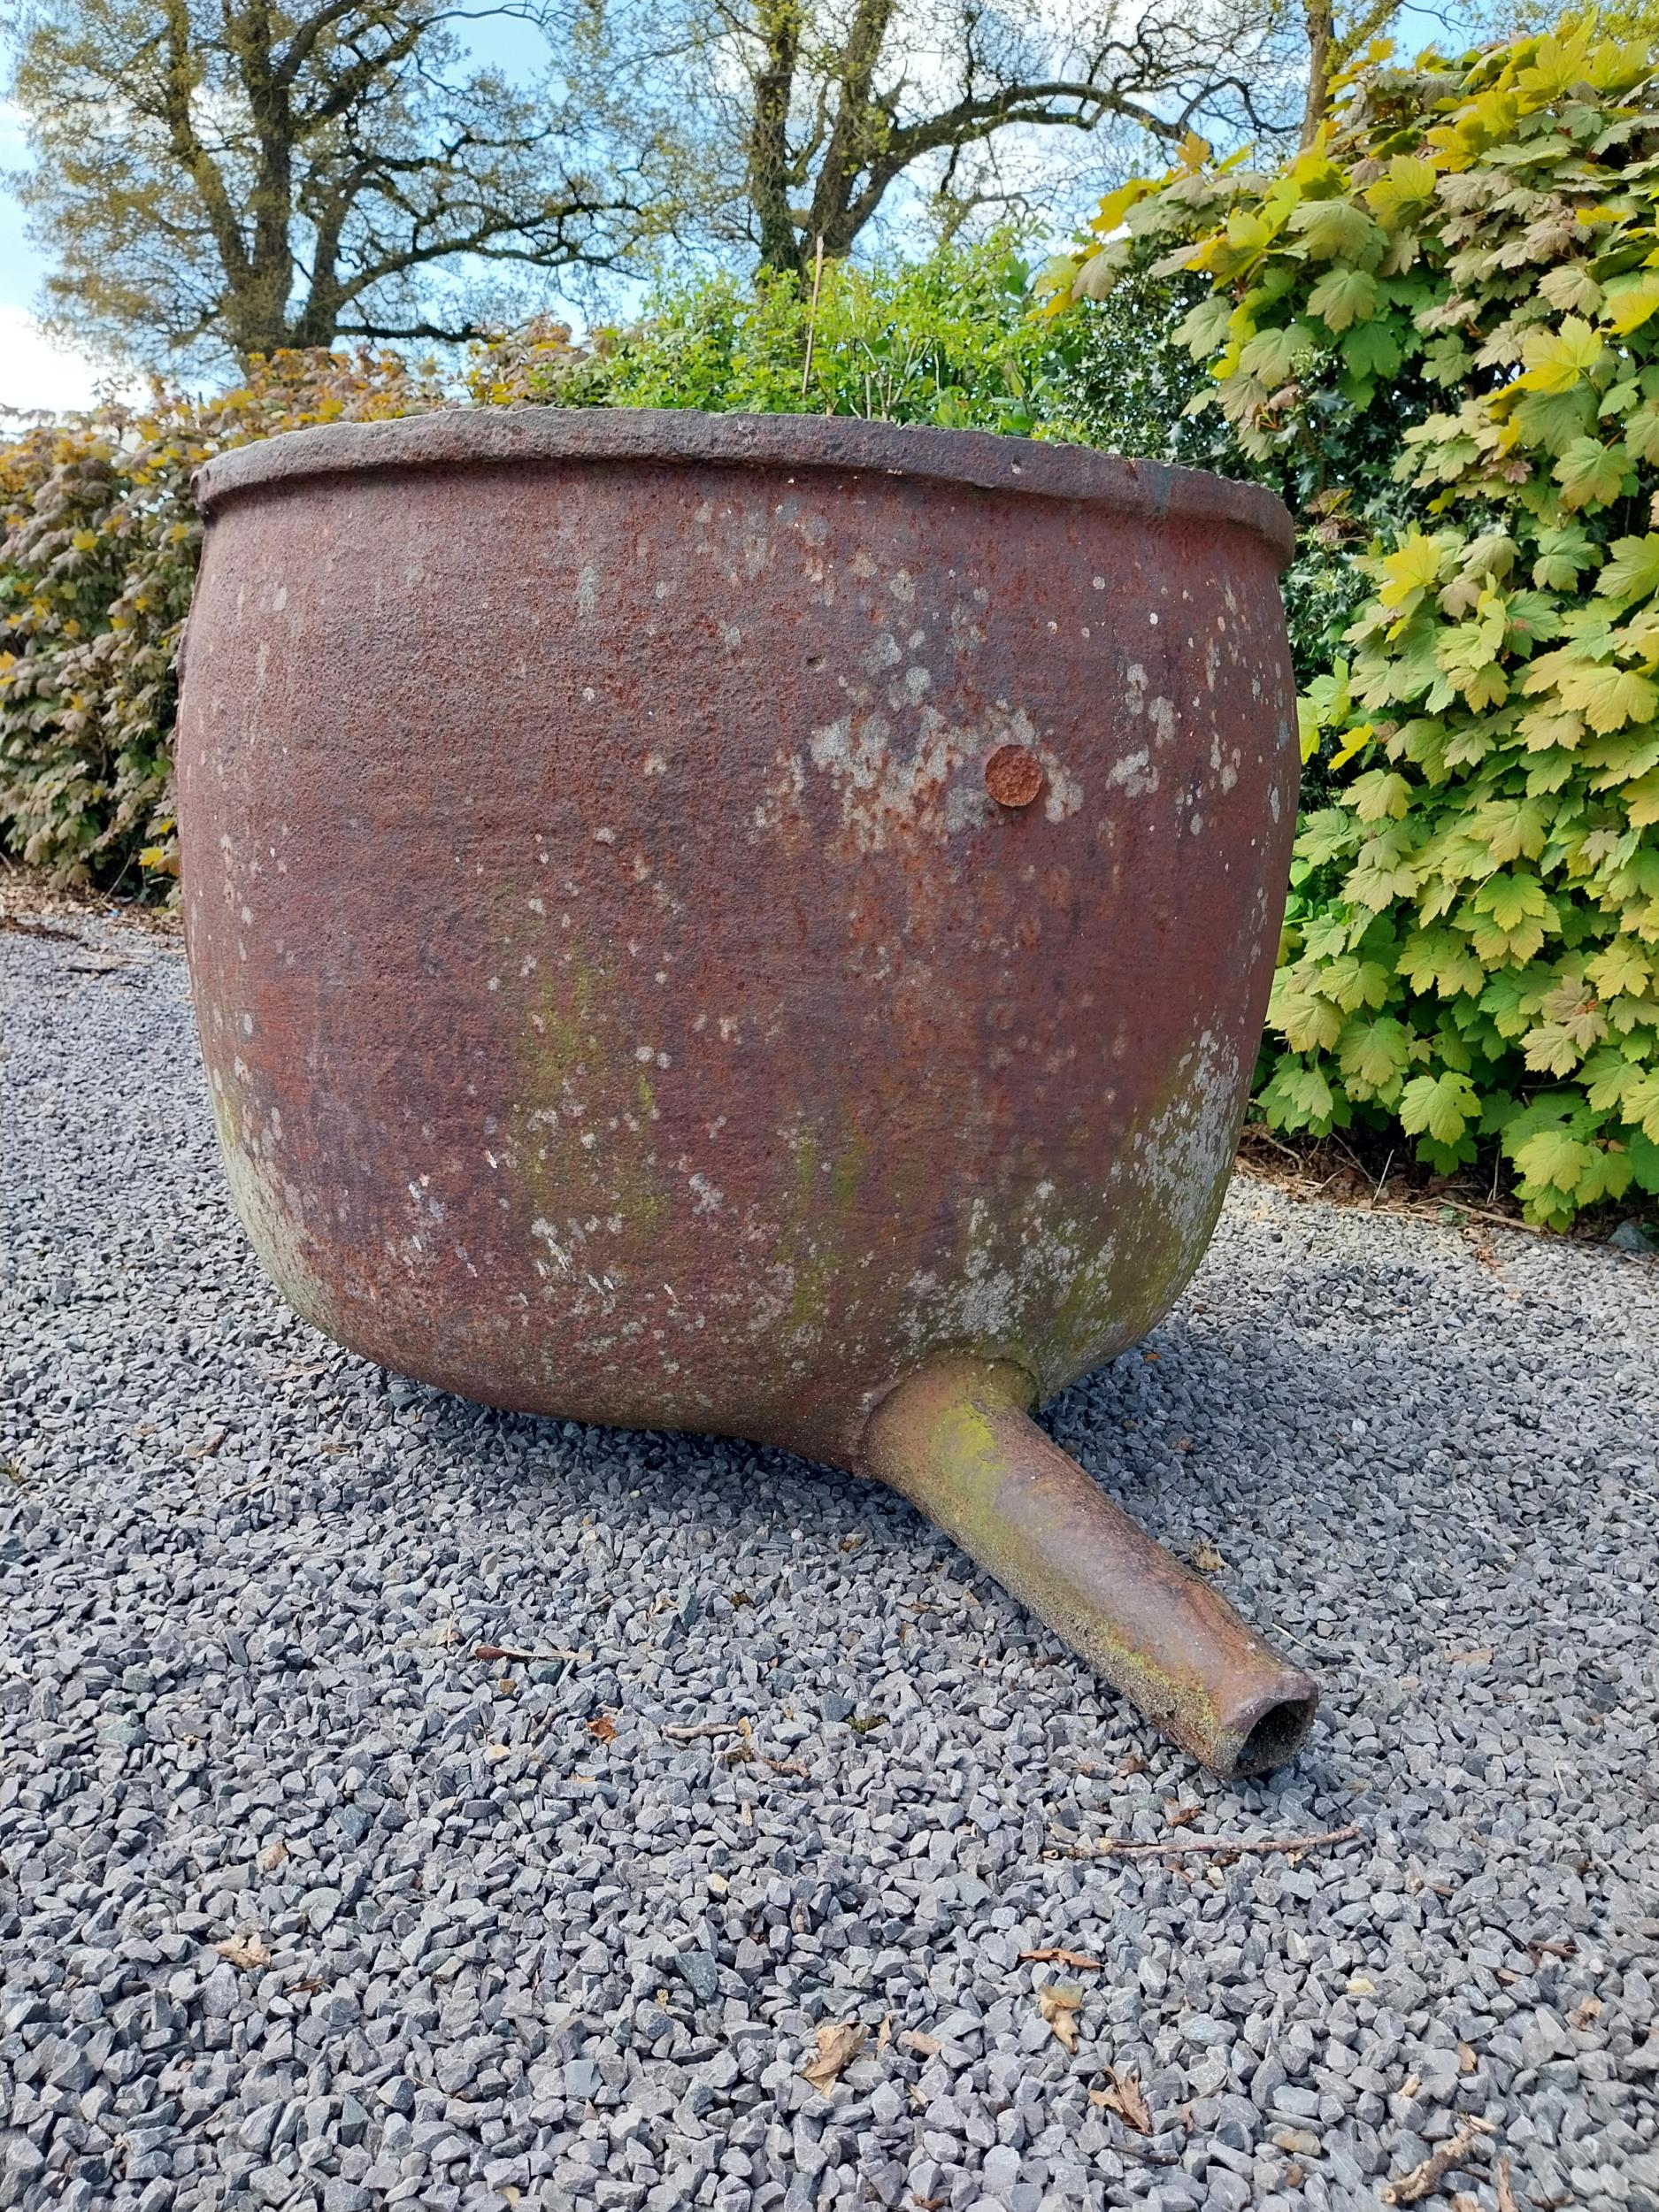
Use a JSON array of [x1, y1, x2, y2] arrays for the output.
[[0, 352, 441, 886], [1062, 27, 1659, 1225]]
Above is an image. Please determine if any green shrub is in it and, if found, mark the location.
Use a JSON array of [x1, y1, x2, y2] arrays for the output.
[[1063, 28, 1659, 1225], [468, 241, 1110, 439], [0, 351, 442, 890]]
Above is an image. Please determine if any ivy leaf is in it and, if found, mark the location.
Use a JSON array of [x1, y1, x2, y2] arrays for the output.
[[1624, 769, 1659, 828], [1378, 534, 1444, 611], [1595, 534, 1659, 604], [1400, 1070, 1479, 1145], [1554, 436, 1629, 510], [1474, 873, 1551, 933], [1398, 929, 1486, 998], [1236, 321, 1315, 383], [1586, 941, 1651, 998], [1307, 266, 1379, 331], [1258, 1056, 1337, 1133], [1602, 269, 1659, 337], [1348, 768, 1412, 820], [1339, 1015, 1413, 1090], [1341, 321, 1403, 380], [1512, 1126, 1595, 1195], [1517, 317, 1609, 394], [1365, 156, 1438, 226], [1556, 662, 1658, 733]]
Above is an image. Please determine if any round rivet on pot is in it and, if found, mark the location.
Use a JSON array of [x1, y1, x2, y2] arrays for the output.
[[984, 743, 1046, 809]]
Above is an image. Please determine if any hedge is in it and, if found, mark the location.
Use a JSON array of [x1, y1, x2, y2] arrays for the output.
[[1059, 27, 1659, 1225]]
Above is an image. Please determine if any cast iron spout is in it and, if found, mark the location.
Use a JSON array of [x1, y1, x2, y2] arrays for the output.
[[861, 1356, 1317, 1778]]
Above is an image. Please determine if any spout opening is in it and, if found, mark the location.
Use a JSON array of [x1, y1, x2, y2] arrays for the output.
[[1222, 1688, 1319, 1780]]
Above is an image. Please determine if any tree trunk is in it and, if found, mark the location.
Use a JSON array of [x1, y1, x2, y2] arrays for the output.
[[749, 0, 804, 274], [1302, 0, 1333, 147]]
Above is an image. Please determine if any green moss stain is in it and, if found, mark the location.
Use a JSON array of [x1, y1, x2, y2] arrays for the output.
[[775, 1120, 872, 1340], [509, 939, 675, 1272]]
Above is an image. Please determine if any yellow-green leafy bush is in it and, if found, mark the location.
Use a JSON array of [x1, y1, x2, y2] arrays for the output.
[[1064, 30, 1659, 1224], [0, 351, 442, 888]]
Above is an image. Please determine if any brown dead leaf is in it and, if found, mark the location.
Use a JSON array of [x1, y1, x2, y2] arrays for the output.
[[1457, 2042, 1476, 2073], [1117, 1753, 1148, 1778], [1446, 1647, 1494, 1668], [1089, 2064, 1151, 2132], [1191, 1541, 1225, 1574], [215, 1932, 271, 1971], [800, 2021, 865, 2095], [1036, 1984, 1081, 2054], [1163, 1802, 1203, 1830], [900, 2031, 940, 2057], [1019, 1947, 1102, 1971], [838, 1534, 864, 1552], [1569, 1995, 1602, 2029], [1380, 2117, 1495, 2204], [1171, 1435, 1193, 1454], [587, 1713, 618, 1745], [256, 1839, 288, 1873], [876, 2014, 891, 2052], [1495, 2157, 1519, 2212]]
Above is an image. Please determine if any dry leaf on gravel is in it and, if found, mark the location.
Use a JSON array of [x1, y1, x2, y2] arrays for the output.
[[1380, 2117, 1495, 2204], [1192, 1541, 1225, 1573], [1495, 2157, 1519, 2212], [256, 1840, 288, 1873], [800, 2022, 865, 2094], [1089, 2065, 1150, 2131], [587, 1714, 618, 1744], [1036, 1985, 1081, 2053], [215, 1932, 271, 1970]]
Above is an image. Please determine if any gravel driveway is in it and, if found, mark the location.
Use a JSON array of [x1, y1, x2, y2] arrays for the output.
[[3, 919, 1657, 2212]]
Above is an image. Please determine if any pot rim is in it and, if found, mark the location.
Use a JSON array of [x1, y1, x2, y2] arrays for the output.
[[192, 404, 1295, 568]]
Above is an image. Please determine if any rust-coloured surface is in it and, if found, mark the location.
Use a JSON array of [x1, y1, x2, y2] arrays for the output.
[[180, 408, 1298, 1473], [863, 1356, 1317, 1778], [982, 742, 1046, 810]]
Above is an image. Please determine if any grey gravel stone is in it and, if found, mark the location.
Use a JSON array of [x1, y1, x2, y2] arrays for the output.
[[1, 918, 1656, 2212]]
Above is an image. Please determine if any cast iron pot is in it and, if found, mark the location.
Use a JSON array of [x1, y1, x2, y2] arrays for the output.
[[180, 408, 1313, 1777]]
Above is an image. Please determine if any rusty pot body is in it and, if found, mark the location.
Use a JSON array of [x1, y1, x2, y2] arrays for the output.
[[180, 411, 1312, 1773], [182, 411, 1296, 1467]]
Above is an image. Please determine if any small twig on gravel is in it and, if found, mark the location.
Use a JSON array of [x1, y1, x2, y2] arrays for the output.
[[1444, 1202, 1555, 1239], [661, 1720, 748, 1740], [1243, 1127, 1304, 1165], [0, 914, 81, 941], [472, 1642, 580, 1664], [1379, 2116, 1496, 2203], [1019, 1947, 1103, 1970], [1081, 1822, 1363, 1861]]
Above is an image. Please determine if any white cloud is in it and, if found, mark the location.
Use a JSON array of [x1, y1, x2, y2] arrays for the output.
[[0, 303, 134, 417]]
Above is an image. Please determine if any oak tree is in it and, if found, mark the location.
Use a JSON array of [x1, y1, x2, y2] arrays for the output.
[[554, 0, 1325, 280], [10, 0, 643, 368]]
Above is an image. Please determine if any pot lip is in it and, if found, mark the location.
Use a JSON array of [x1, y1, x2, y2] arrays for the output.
[[193, 404, 1295, 567]]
